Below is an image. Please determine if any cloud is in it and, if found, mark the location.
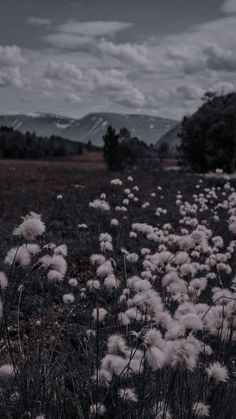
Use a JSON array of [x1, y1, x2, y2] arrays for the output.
[[64, 92, 82, 103], [87, 68, 130, 91], [28, 17, 51, 26], [99, 40, 150, 66], [203, 44, 236, 71], [221, 0, 236, 13], [0, 66, 24, 88], [175, 84, 205, 100], [57, 21, 133, 37], [212, 81, 235, 94], [44, 21, 133, 51], [113, 87, 146, 107], [45, 61, 83, 84], [44, 33, 93, 49], [0, 46, 25, 88], [0, 45, 25, 67]]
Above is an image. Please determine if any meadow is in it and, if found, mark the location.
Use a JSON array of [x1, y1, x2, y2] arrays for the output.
[[0, 157, 235, 419]]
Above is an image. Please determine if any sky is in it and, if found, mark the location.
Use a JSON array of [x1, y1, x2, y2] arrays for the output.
[[0, 0, 236, 120]]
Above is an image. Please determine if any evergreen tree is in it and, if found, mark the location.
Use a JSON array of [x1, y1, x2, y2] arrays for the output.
[[178, 92, 236, 172], [103, 125, 122, 170]]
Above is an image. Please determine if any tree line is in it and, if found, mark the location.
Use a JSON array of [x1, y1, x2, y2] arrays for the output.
[[0, 126, 85, 159]]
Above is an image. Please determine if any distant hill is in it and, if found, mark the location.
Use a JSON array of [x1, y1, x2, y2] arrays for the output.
[[0, 112, 179, 147], [158, 123, 181, 154]]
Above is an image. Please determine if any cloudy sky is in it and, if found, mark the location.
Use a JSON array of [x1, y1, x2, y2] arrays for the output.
[[0, 0, 236, 120]]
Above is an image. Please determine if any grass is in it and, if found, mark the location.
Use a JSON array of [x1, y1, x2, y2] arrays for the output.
[[0, 158, 235, 418]]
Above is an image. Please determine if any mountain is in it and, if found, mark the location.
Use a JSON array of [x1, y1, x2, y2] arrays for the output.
[[158, 123, 182, 152], [0, 112, 179, 147]]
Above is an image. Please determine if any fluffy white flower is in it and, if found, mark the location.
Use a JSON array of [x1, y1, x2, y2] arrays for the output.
[[5, 246, 31, 267], [107, 334, 128, 355], [179, 313, 203, 331], [90, 254, 106, 266], [13, 212, 45, 240], [126, 253, 139, 263], [54, 244, 68, 257], [104, 274, 119, 290], [87, 279, 101, 290], [0, 364, 15, 378], [63, 293, 75, 304], [78, 223, 88, 229], [68, 278, 78, 287], [92, 307, 108, 323], [206, 362, 229, 383], [110, 178, 122, 186], [96, 261, 113, 277], [0, 272, 8, 289], [89, 199, 110, 211], [192, 402, 210, 417], [154, 401, 172, 419], [146, 346, 166, 370], [89, 403, 106, 416], [118, 388, 138, 402]]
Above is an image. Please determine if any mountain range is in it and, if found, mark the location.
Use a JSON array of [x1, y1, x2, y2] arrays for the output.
[[0, 112, 180, 147]]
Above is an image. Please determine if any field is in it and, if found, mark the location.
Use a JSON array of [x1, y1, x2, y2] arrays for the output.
[[0, 157, 235, 419]]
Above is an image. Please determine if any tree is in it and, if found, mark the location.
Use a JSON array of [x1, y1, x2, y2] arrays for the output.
[[178, 92, 236, 172], [103, 125, 158, 171], [157, 142, 170, 162], [103, 125, 122, 170]]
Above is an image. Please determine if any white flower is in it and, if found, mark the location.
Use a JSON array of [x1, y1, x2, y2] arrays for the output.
[[90, 254, 106, 266], [5, 246, 31, 267], [104, 274, 119, 290], [193, 402, 210, 417], [89, 403, 106, 416], [146, 346, 166, 370], [107, 334, 128, 355], [78, 223, 88, 229], [92, 368, 112, 387], [92, 307, 108, 323], [110, 178, 122, 186], [170, 337, 201, 370], [154, 401, 172, 419], [206, 362, 229, 383], [118, 388, 138, 402], [0, 364, 15, 378], [13, 212, 45, 240], [118, 312, 131, 326], [54, 244, 68, 257], [0, 272, 8, 289], [89, 199, 110, 211], [87, 279, 101, 291], [47, 270, 64, 282], [26, 244, 41, 255], [179, 313, 203, 331], [111, 218, 119, 226], [126, 253, 139, 263], [68, 278, 78, 287], [63, 293, 75, 304], [96, 261, 113, 278], [143, 329, 165, 349]]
